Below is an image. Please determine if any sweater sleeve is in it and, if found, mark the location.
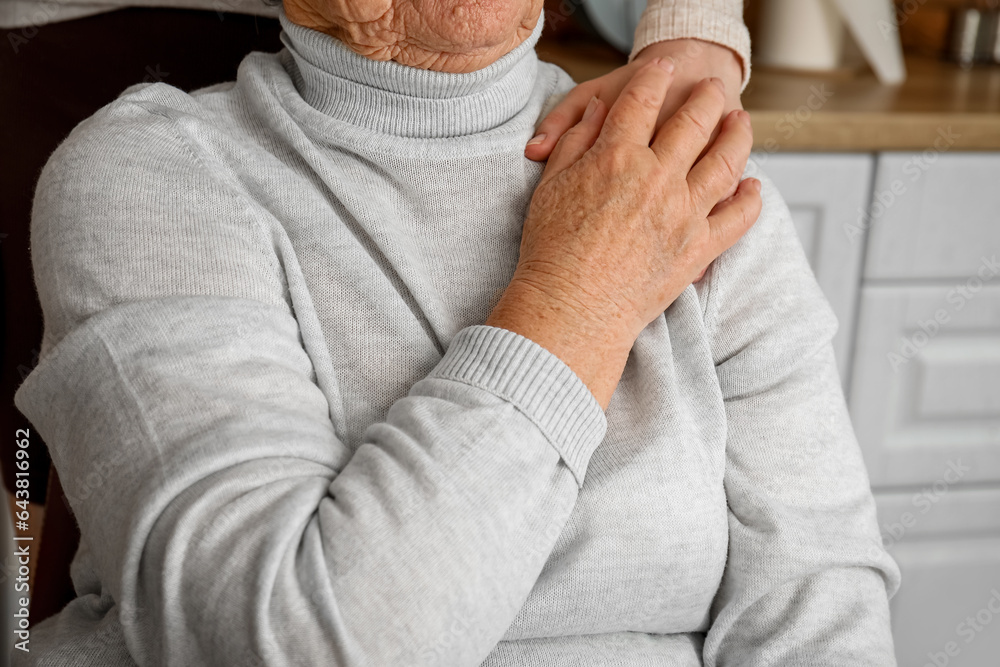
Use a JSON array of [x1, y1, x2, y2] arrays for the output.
[[14, 95, 607, 667], [630, 0, 752, 91], [699, 167, 901, 665]]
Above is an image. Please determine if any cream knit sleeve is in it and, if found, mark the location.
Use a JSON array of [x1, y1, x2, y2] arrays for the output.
[[630, 0, 752, 91]]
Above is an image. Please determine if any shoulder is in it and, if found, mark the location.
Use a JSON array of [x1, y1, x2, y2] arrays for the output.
[[703, 161, 838, 390], [535, 60, 578, 126], [32, 83, 287, 351], [37, 80, 234, 201]]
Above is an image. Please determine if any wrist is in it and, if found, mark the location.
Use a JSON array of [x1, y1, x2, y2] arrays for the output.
[[635, 39, 742, 89], [485, 279, 634, 410]]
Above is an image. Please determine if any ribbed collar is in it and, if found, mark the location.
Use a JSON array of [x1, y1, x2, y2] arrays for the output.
[[277, 6, 544, 139]]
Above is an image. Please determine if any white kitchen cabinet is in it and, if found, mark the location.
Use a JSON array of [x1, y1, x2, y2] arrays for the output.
[[864, 153, 1000, 280], [873, 489, 1000, 666], [886, 536, 1000, 667], [762, 150, 1000, 667], [850, 284, 1000, 487], [874, 487, 1000, 539], [749, 153, 874, 386]]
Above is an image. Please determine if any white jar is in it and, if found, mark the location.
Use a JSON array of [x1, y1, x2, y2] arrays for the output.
[[755, 0, 846, 71]]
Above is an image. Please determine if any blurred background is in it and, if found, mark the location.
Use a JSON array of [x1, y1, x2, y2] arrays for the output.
[[2, 0, 999, 665]]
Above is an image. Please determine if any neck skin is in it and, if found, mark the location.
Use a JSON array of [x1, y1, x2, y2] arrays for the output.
[[282, 0, 544, 73], [277, 3, 547, 140]]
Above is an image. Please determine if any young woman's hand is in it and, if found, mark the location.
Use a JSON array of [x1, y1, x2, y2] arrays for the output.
[[488, 58, 760, 408]]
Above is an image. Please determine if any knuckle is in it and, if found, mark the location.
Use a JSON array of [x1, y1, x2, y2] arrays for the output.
[[677, 107, 712, 137], [689, 182, 718, 212], [595, 139, 632, 168], [602, 151, 630, 174], [678, 229, 710, 262], [621, 85, 662, 113], [714, 150, 741, 181]]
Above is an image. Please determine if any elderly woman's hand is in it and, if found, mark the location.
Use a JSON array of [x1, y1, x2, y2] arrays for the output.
[[487, 58, 760, 409], [527, 39, 744, 285], [526, 38, 744, 187]]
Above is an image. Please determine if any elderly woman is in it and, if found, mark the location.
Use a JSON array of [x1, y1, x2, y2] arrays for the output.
[[14, 0, 900, 665]]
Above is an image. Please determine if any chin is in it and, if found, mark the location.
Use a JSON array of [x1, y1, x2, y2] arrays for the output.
[[412, 0, 542, 52]]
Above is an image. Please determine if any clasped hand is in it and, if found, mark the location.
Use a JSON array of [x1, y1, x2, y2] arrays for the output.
[[486, 51, 760, 409]]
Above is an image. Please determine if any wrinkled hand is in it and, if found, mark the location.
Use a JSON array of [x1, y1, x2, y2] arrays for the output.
[[526, 40, 745, 285], [510, 57, 761, 351], [528, 38, 743, 158]]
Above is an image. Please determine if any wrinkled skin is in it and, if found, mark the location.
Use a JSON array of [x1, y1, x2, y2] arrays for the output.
[[526, 37, 745, 287], [283, 0, 544, 72], [486, 64, 761, 408]]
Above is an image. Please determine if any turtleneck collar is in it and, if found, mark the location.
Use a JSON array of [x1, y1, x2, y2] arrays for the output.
[[277, 6, 544, 139]]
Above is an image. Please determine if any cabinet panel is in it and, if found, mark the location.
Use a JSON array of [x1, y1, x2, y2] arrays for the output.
[[864, 152, 1000, 280], [876, 488, 1000, 666], [849, 284, 1000, 487], [749, 153, 874, 386], [875, 487, 1000, 541], [888, 537, 1000, 667]]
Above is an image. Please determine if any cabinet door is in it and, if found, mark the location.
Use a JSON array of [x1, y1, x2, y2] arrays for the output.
[[864, 152, 1000, 280], [887, 536, 1000, 667], [749, 153, 874, 387], [875, 487, 1000, 541], [874, 488, 1000, 666], [850, 284, 1000, 487]]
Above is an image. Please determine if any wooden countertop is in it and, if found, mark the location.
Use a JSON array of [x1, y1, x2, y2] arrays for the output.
[[535, 35, 1000, 151]]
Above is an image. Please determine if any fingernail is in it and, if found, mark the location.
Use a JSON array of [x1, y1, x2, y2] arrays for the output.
[[657, 56, 675, 73], [583, 96, 599, 121], [751, 178, 762, 192], [740, 110, 752, 127], [710, 77, 724, 89], [526, 133, 546, 147]]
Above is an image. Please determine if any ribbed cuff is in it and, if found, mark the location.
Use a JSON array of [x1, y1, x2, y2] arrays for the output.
[[629, 3, 752, 92], [428, 325, 607, 488]]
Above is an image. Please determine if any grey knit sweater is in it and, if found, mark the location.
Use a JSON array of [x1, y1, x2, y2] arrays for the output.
[[13, 7, 900, 666]]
